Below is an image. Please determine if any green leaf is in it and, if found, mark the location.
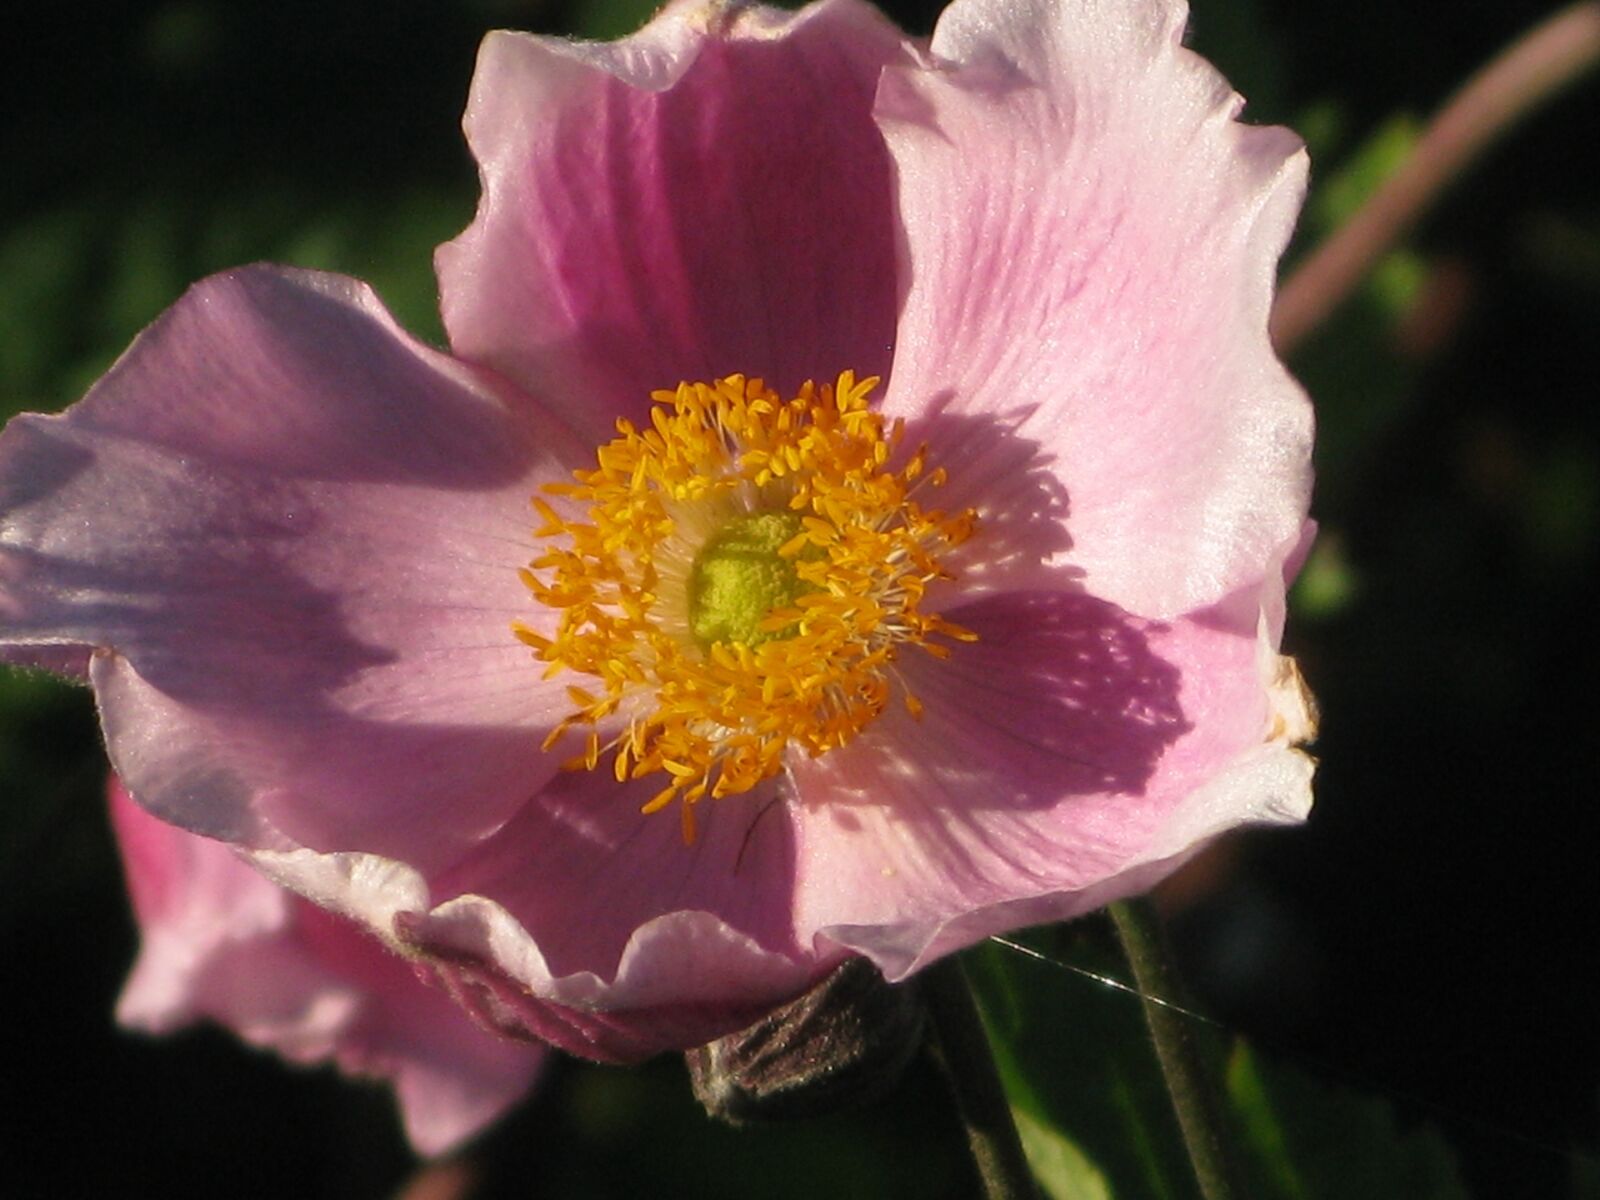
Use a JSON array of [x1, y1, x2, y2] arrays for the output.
[[570, 0, 665, 41], [967, 928, 1473, 1200], [966, 929, 1204, 1200], [1309, 114, 1423, 235], [1014, 1107, 1114, 1200], [1227, 1043, 1470, 1200], [1287, 113, 1430, 514], [1289, 530, 1360, 621], [1570, 1151, 1600, 1200]]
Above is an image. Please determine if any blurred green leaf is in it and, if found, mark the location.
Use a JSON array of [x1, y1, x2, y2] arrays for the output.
[[966, 930, 1204, 1200], [1519, 210, 1600, 296], [1227, 1044, 1470, 1200], [0, 183, 470, 422], [0, 206, 104, 416], [1290, 530, 1360, 621], [571, 0, 665, 41], [1571, 1153, 1600, 1200], [546, 1054, 969, 1199], [1309, 115, 1421, 234], [1288, 113, 1430, 513], [968, 930, 1472, 1200], [1521, 441, 1600, 572], [1015, 1107, 1114, 1200]]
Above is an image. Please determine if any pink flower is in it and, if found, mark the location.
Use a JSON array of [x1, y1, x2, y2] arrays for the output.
[[0, 0, 1316, 1062], [109, 776, 547, 1156]]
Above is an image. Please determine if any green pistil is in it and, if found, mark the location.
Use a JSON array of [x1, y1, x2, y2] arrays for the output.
[[689, 510, 808, 648]]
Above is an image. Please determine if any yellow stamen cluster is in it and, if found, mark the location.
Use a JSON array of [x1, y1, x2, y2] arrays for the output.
[[514, 371, 976, 841]]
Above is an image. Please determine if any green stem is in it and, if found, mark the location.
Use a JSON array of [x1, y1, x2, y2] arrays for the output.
[[921, 956, 1040, 1200], [1109, 899, 1242, 1200]]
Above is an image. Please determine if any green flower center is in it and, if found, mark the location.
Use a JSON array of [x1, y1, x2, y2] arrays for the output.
[[688, 510, 807, 648]]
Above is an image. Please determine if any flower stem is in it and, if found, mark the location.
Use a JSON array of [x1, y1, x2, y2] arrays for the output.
[[921, 956, 1040, 1200], [1271, 1, 1600, 354], [1108, 899, 1242, 1200]]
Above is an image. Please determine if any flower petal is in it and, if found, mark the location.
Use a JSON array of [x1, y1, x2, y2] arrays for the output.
[[877, 0, 1311, 618], [110, 780, 545, 1156], [786, 586, 1313, 977], [436, 0, 909, 438], [250, 771, 830, 1063], [0, 266, 581, 868]]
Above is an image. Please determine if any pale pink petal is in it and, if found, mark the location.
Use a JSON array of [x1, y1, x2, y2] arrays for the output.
[[113, 778, 322, 1033], [110, 780, 546, 1156], [250, 769, 831, 1062], [786, 586, 1313, 977], [877, 0, 1311, 619], [436, 0, 909, 439], [424, 769, 806, 982], [0, 266, 581, 869]]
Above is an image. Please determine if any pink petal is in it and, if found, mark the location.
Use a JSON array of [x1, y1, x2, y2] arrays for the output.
[[876, 0, 1311, 619], [436, 0, 910, 439], [786, 586, 1314, 977], [250, 768, 832, 1062], [424, 769, 807, 983], [110, 779, 546, 1156], [0, 266, 580, 869]]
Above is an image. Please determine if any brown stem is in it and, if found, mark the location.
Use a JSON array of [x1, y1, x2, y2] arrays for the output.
[[1271, 2, 1600, 354]]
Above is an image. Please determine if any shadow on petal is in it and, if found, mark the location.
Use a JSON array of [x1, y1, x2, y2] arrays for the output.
[[71, 268, 547, 490], [445, 21, 902, 432], [422, 769, 803, 982], [904, 400, 1080, 599], [799, 588, 1190, 816], [404, 930, 783, 1064]]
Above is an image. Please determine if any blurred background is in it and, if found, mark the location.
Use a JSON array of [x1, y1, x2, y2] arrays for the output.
[[2, 0, 1597, 1196]]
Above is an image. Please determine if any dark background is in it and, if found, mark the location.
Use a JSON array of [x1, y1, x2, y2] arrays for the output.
[[3, 1, 1597, 1196]]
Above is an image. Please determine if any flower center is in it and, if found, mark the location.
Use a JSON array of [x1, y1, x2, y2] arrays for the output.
[[514, 372, 976, 841], [689, 510, 809, 649]]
